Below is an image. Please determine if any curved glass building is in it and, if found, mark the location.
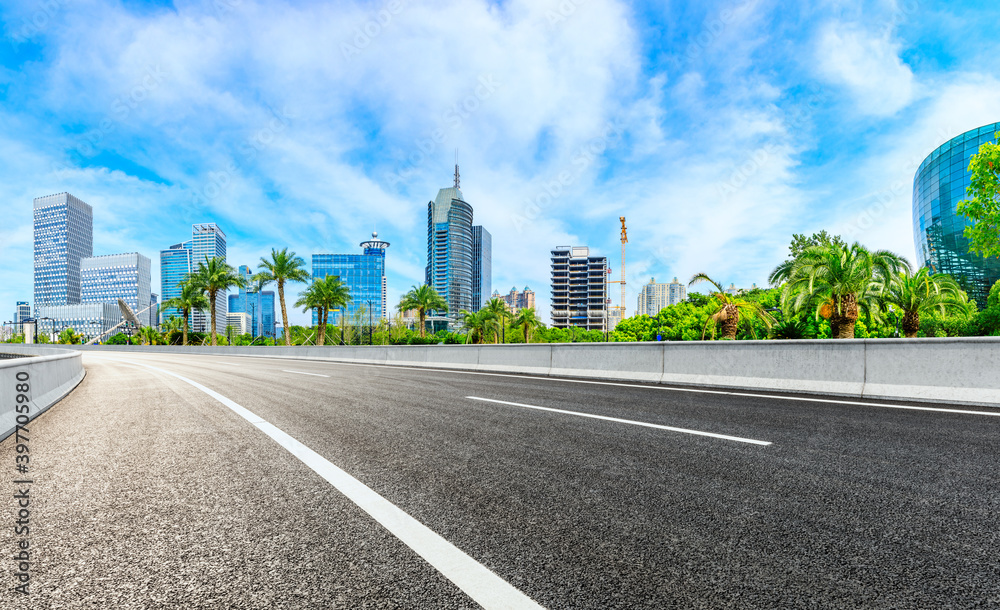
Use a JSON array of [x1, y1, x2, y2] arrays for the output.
[[913, 122, 1000, 307]]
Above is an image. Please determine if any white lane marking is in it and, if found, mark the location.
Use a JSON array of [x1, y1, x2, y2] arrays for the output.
[[296, 360, 1000, 418], [126, 361, 543, 610], [283, 369, 329, 378], [467, 396, 772, 446], [88, 352, 1000, 418]]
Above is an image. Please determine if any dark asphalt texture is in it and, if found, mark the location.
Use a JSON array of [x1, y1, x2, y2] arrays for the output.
[[3, 351, 1000, 609]]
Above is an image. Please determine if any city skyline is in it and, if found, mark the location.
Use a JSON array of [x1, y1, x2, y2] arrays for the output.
[[2, 1, 1000, 326]]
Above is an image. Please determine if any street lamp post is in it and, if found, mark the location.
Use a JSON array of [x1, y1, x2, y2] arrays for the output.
[[366, 300, 373, 346]]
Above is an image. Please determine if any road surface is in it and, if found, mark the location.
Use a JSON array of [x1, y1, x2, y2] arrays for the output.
[[3, 351, 999, 608]]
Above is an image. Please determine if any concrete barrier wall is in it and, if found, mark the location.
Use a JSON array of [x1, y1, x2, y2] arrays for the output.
[[4, 337, 999, 406], [0, 348, 85, 442]]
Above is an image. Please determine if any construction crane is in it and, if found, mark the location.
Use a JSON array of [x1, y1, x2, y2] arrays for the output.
[[606, 216, 627, 332]]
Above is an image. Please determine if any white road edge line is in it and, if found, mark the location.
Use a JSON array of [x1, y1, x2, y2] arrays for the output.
[[130, 361, 544, 610], [283, 369, 330, 378], [467, 396, 771, 446]]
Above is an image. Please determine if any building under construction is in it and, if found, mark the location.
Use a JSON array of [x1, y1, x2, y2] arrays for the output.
[[550, 246, 608, 331]]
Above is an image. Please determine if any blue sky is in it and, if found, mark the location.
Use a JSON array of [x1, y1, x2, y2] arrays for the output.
[[1, 0, 999, 325]]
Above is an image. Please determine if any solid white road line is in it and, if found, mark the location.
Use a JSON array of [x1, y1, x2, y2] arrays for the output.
[[131, 361, 544, 610], [467, 396, 772, 446], [283, 369, 330, 378]]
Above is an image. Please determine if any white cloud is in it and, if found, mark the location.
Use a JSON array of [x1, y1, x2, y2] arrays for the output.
[[816, 20, 916, 116]]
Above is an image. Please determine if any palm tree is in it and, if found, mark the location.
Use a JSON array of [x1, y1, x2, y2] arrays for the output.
[[458, 309, 494, 344], [295, 275, 352, 346], [689, 274, 775, 340], [770, 242, 909, 339], [161, 280, 209, 346], [398, 284, 448, 337], [257, 248, 310, 346], [483, 297, 510, 343], [190, 256, 246, 346], [136, 325, 165, 346], [512, 307, 543, 343], [879, 267, 971, 337]]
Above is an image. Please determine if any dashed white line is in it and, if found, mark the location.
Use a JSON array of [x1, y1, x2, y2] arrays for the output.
[[283, 370, 329, 378], [466, 396, 772, 446], [129, 361, 543, 610]]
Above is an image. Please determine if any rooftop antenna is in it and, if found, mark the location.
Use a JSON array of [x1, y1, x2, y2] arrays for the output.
[[454, 149, 460, 189]]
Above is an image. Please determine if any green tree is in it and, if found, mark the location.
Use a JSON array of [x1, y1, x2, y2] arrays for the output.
[[57, 327, 84, 344], [483, 297, 510, 343], [257, 248, 310, 346], [190, 256, 245, 346], [688, 274, 775, 340], [878, 267, 971, 337], [398, 285, 448, 337], [788, 230, 846, 260], [770, 242, 909, 339], [160, 280, 209, 346], [296, 275, 352, 346], [512, 307, 543, 343], [957, 133, 1000, 258], [136, 325, 165, 345], [458, 308, 493, 344]]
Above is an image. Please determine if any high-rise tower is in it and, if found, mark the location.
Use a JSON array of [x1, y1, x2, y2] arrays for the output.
[[33, 193, 94, 313], [426, 167, 475, 328]]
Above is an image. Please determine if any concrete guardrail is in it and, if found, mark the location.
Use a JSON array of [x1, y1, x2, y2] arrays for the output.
[[0, 348, 85, 442], [4, 337, 999, 407]]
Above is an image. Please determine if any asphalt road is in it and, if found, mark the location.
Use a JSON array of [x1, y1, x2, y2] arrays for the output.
[[3, 351, 1000, 609]]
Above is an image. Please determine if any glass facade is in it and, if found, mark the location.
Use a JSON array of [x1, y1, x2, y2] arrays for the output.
[[228, 264, 276, 337], [33, 193, 93, 313], [14, 302, 30, 323], [426, 186, 474, 327], [471, 225, 492, 312], [159, 241, 192, 324], [913, 122, 1000, 307], [36, 303, 123, 342], [312, 250, 386, 326], [190, 224, 227, 332], [81, 252, 152, 324]]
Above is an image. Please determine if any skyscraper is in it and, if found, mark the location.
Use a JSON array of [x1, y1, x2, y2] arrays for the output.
[[228, 264, 277, 337], [159, 241, 192, 324], [471, 225, 492, 312], [311, 232, 390, 326], [81, 253, 152, 321], [425, 166, 490, 328], [637, 277, 687, 316], [160, 224, 227, 331], [190, 223, 227, 332], [550, 246, 608, 331], [33, 193, 93, 313]]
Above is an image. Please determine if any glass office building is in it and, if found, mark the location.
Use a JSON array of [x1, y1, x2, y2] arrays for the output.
[[159, 241, 192, 324], [159, 223, 227, 330], [913, 122, 1000, 307], [81, 253, 152, 324], [312, 232, 389, 326], [36, 303, 123, 342], [33, 193, 94, 313], [190, 224, 227, 332], [228, 264, 277, 337], [471, 225, 492, 312]]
